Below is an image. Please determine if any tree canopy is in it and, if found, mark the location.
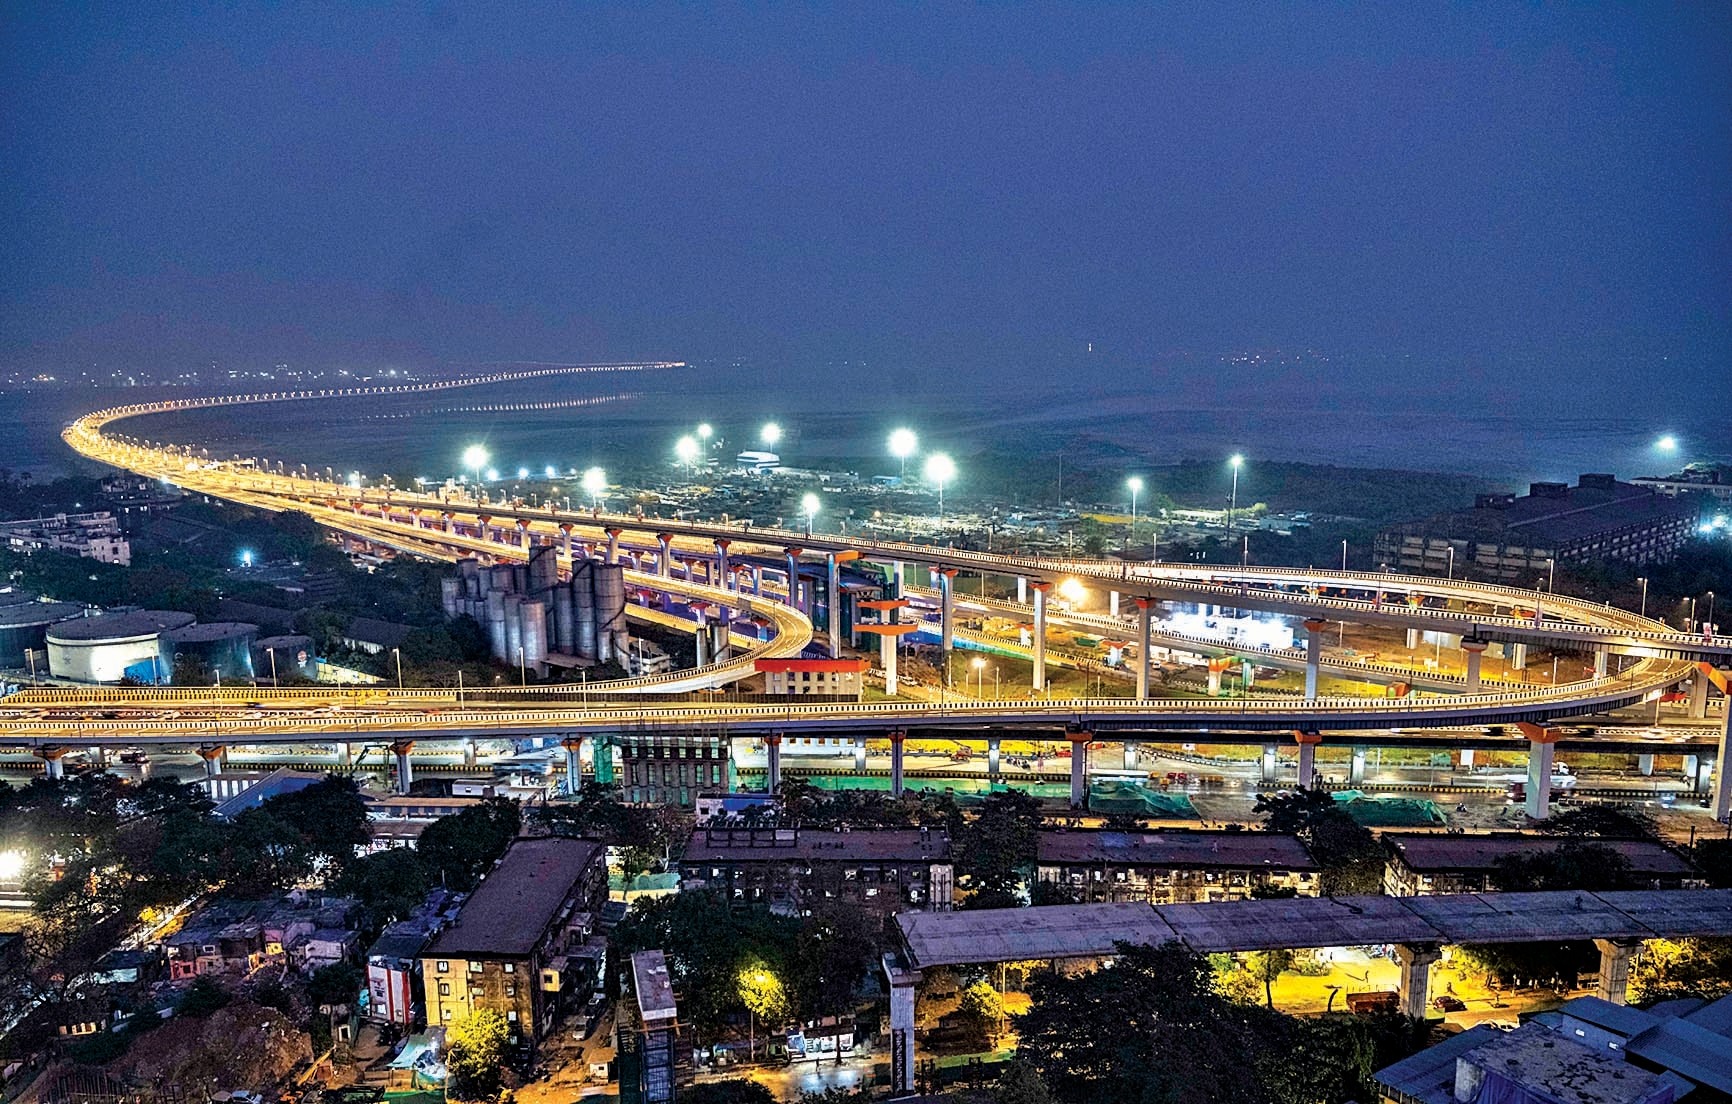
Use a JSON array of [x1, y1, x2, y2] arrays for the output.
[[1253, 787, 1383, 896]]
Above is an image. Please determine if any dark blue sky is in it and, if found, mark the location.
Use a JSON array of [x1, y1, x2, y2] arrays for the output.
[[2, 5, 1727, 397]]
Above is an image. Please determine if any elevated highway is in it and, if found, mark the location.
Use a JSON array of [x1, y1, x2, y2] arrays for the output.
[[26, 374, 1731, 817]]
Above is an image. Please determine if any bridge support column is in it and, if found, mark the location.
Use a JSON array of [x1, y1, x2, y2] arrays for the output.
[[1595, 939, 1640, 1005], [827, 553, 843, 658], [1068, 730, 1090, 809], [1294, 731, 1322, 789], [1206, 660, 1224, 697], [38, 746, 67, 780], [560, 523, 574, 556], [1109, 590, 1119, 618], [784, 548, 804, 611], [715, 539, 731, 592], [1394, 944, 1442, 1020], [1462, 639, 1487, 691], [1016, 576, 1026, 605], [1241, 659, 1255, 692], [1124, 740, 1138, 770], [461, 739, 478, 769], [1521, 725, 1559, 819], [1031, 582, 1051, 693], [562, 736, 585, 795], [1638, 754, 1654, 776], [390, 741, 415, 794], [1689, 675, 1709, 719], [889, 731, 906, 798], [86, 746, 107, 770], [1304, 618, 1327, 699], [1683, 754, 1700, 787], [338, 742, 353, 769], [987, 737, 1001, 781], [1511, 643, 1528, 671], [1350, 746, 1366, 784], [1134, 598, 1153, 700], [884, 955, 921, 1096], [938, 569, 958, 677], [606, 528, 622, 565], [881, 627, 900, 697], [764, 734, 783, 794], [854, 736, 867, 773], [1594, 649, 1609, 679], [1261, 744, 1278, 784], [1405, 627, 1419, 650], [1716, 704, 1732, 823]]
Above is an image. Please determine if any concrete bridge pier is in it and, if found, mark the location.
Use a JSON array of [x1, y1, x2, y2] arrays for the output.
[[889, 730, 906, 798], [1294, 731, 1321, 789], [1405, 627, 1419, 650], [1689, 675, 1709, 719], [38, 746, 67, 780], [1394, 944, 1442, 1019], [827, 553, 843, 658], [1134, 597, 1153, 700], [606, 528, 622, 565], [1594, 649, 1609, 679], [562, 736, 585, 795], [1638, 754, 1654, 776], [1462, 639, 1487, 691], [1109, 590, 1119, 618], [764, 734, 783, 793], [854, 736, 867, 773], [198, 745, 224, 779], [987, 737, 1001, 781], [1123, 740, 1138, 770], [1303, 619, 1327, 699], [390, 741, 415, 794], [1522, 725, 1559, 819], [1031, 581, 1051, 693], [1068, 730, 1090, 809], [1595, 939, 1639, 1005], [1683, 754, 1699, 786], [938, 568, 958, 675], [1261, 744, 1278, 784], [338, 742, 353, 769], [87, 746, 107, 770], [1511, 643, 1528, 670], [1350, 746, 1367, 784], [784, 548, 804, 611], [1016, 576, 1026, 605], [462, 739, 478, 769]]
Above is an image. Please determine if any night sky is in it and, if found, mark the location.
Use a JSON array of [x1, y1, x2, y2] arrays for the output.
[[2, 5, 1727, 401]]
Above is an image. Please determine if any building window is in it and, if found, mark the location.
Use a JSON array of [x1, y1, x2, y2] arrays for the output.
[[470, 961, 482, 973], [442, 1007, 452, 1020], [439, 983, 450, 996], [505, 984, 516, 997], [504, 962, 515, 973], [437, 961, 449, 973], [507, 1010, 518, 1022]]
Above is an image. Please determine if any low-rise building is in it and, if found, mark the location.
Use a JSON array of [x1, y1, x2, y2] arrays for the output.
[[1373, 474, 1701, 578], [755, 657, 868, 698], [1034, 830, 1321, 904], [1381, 834, 1702, 897], [679, 826, 954, 915], [1633, 464, 1732, 503], [1373, 1021, 1686, 1104], [421, 837, 607, 1053], [0, 512, 131, 566]]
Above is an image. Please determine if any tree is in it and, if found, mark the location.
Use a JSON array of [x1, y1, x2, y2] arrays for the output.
[[1491, 841, 1635, 893], [684, 1081, 777, 1104], [956, 978, 1004, 1047], [738, 960, 790, 1060], [446, 1008, 511, 1097], [957, 789, 1042, 904], [1632, 938, 1732, 1003], [1539, 806, 1659, 840], [1254, 787, 1383, 895], [994, 1061, 1054, 1104], [416, 796, 521, 891], [1246, 949, 1295, 1008], [307, 963, 364, 1011], [787, 900, 878, 1019], [1691, 839, 1732, 888], [335, 847, 431, 927]]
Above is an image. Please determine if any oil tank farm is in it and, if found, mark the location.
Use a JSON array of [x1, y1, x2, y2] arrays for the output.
[[162, 622, 259, 682], [441, 545, 630, 675], [0, 592, 86, 669], [252, 633, 317, 682], [45, 609, 196, 683]]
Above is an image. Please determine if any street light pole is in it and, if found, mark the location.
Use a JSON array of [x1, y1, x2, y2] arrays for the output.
[[1228, 454, 1243, 530], [393, 647, 403, 689], [1638, 577, 1648, 619], [1341, 539, 1347, 571]]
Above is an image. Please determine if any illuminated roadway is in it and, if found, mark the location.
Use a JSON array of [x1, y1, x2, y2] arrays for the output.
[[7, 370, 1727, 815]]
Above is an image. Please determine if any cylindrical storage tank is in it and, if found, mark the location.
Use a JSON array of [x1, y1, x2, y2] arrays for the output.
[[520, 599, 548, 670], [592, 563, 628, 664], [572, 562, 598, 661], [252, 634, 317, 681], [527, 545, 560, 595], [440, 577, 461, 619], [485, 591, 509, 661], [490, 564, 516, 594], [46, 609, 195, 683], [459, 557, 482, 600], [161, 622, 259, 683], [0, 598, 86, 668], [553, 583, 575, 654], [503, 595, 525, 666], [512, 564, 528, 594]]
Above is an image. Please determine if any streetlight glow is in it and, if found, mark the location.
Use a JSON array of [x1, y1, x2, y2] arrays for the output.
[[697, 423, 713, 440], [516, 467, 530, 481], [760, 422, 783, 446], [924, 452, 956, 516], [582, 466, 608, 506], [675, 435, 700, 468], [801, 492, 821, 518], [544, 464, 558, 479], [1656, 435, 1678, 453], [462, 444, 489, 475], [889, 427, 918, 479]]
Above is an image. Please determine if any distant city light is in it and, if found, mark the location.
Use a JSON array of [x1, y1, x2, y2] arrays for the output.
[[462, 444, 489, 473], [801, 492, 821, 517], [1656, 435, 1679, 453], [485, 468, 499, 481], [544, 465, 558, 479], [238, 549, 254, 568], [582, 467, 608, 505], [697, 423, 714, 440], [516, 467, 529, 481], [760, 422, 783, 446]]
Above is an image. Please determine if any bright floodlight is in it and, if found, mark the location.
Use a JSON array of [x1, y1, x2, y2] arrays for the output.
[[0, 849, 25, 882], [801, 492, 821, 517], [239, 549, 254, 568], [462, 444, 489, 471], [888, 428, 918, 459], [1058, 578, 1087, 604], [675, 435, 700, 465], [761, 422, 783, 446], [516, 467, 529, 481], [1127, 476, 1144, 493], [544, 465, 558, 479], [697, 423, 713, 440], [484, 467, 499, 481], [1230, 453, 1244, 469], [581, 466, 607, 499], [1656, 435, 1679, 452], [923, 452, 956, 485]]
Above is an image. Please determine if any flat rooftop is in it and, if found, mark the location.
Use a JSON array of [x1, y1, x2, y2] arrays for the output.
[[896, 889, 1732, 967], [1385, 833, 1697, 877], [1037, 830, 1318, 871], [46, 608, 194, 642], [682, 827, 951, 863], [1376, 1023, 1671, 1104], [424, 837, 601, 960], [632, 949, 678, 1023]]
